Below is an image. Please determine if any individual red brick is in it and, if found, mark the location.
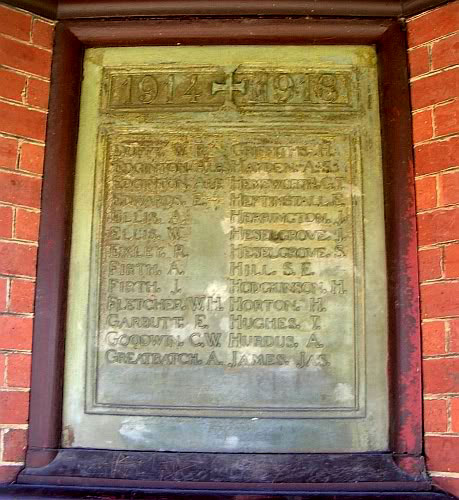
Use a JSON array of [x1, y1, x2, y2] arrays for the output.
[[439, 170, 459, 206], [0, 171, 42, 209], [408, 45, 430, 78], [424, 399, 448, 432], [0, 353, 5, 386], [418, 206, 459, 245], [425, 436, 459, 473], [0, 5, 32, 42], [407, 2, 459, 47], [9, 279, 34, 314], [452, 398, 459, 432], [0, 206, 13, 239], [0, 316, 33, 350], [7, 353, 31, 388], [27, 78, 49, 109], [0, 101, 47, 142], [19, 143, 45, 175], [0, 278, 7, 312], [418, 247, 442, 281], [0, 69, 26, 103], [433, 477, 459, 498], [27, 78, 50, 110], [421, 282, 459, 318], [451, 319, 459, 353], [414, 136, 459, 175], [0, 241, 37, 277], [32, 19, 54, 49], [0, 465, 22, 484], [422, 321, 446, 355], [410, 68, 459, 110], [412, 109, 434, 143], [0, 137, 18, 169], [444, 243, 459, 278], [0, 391, 29, 424], [3, 428, 27, 462], [423, 358, 459, 393], [435, 99, 459, 137], [415, 175, 437, 211], [0, 35, 52, 79], [15, 209, 40, 242], [432, 32, 459, 70]]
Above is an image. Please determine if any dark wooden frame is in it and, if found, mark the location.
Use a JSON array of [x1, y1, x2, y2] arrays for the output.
[[1, 0, 455, 20], [8, 14, 440, 498]]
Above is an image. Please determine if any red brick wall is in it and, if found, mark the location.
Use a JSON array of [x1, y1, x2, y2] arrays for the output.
[[407, 1, 459, 496], [0, 2, 54, 483], [0, 0, 458, 494]]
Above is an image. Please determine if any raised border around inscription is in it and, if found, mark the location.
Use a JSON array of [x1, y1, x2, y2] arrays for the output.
[[84, 127, 364, 418], [17, 15, 428, 497]]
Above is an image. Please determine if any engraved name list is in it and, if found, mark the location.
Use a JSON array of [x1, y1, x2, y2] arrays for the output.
[[90, 121, 363, 417]]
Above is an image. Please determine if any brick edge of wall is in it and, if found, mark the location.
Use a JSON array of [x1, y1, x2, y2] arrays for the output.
[[408, 1, 459, 496], [0, 0, 54, 484]]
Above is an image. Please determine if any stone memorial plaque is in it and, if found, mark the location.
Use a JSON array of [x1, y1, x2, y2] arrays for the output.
[[63, 46, 388, 452]]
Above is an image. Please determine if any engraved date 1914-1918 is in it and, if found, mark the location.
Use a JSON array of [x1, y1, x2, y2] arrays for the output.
[[106, 67, 354, 110]]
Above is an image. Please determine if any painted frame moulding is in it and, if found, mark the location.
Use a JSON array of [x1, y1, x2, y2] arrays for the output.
[[1, 0, 455, 20]]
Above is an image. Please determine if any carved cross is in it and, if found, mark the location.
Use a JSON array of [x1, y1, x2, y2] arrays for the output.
[[211, 72, 247, 102]]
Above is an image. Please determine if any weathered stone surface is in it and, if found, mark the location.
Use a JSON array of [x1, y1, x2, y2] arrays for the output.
[[63, 46, 388, 452]]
